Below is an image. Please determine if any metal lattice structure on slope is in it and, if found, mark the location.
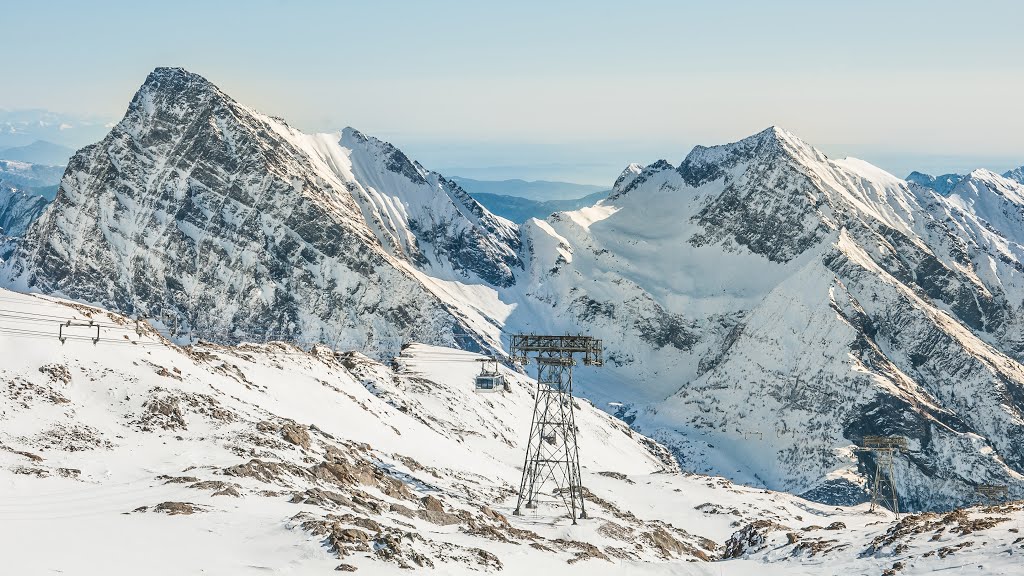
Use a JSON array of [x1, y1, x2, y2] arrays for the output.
[[859, 435, 909, 518], [510, 334, 602, 524], [976, 484, 1008, 505]]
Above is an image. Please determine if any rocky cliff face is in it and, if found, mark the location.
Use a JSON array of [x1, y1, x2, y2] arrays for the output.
[[337, 127, 521, 287], [518, 127, 1024, 510], [1, 68, 519, 357]]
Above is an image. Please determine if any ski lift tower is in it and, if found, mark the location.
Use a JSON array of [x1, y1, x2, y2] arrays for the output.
[[510, 334, 603, 524], [976, 484, 1008, 505], [859, 435, 909, 518]]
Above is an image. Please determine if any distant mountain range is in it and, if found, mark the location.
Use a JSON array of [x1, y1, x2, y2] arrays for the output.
[[0, 108, 112, 151], [469, 189, 608, 223], [450, 176, 606, 201], [0, 159, 64, 190], [908, 164, 1024, 193], [0, 140, 74, 166]]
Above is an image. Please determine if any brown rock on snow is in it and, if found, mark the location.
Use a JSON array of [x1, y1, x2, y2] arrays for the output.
[[154, 501, 203, 515], [281, 422, 312, 450], [421, 495, 444, 513]]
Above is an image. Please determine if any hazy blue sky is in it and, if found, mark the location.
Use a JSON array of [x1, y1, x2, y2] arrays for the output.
[[3, 0, 1022, 183]]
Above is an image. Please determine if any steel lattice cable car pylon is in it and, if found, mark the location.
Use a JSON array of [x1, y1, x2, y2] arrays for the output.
[[858, 435, 908, 518], [510, 334, 603, 524]]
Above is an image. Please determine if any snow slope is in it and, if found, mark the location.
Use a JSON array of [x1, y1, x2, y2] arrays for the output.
[[3, 287, 1024, 574]]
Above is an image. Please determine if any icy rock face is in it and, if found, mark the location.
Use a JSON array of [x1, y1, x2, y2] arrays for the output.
[[0, 182, 49, 237], [338, 127, 521, 287], [522, 127, 1024, 510], [680, 127, 834, 263], [2, 67, 519, 356]]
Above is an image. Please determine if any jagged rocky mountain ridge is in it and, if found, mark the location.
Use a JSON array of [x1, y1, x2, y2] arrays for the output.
[[519, 127, 1024, 510], [5, 68, 1024, 514], [1004, 165, 1024, 185], [908, 163, 1024, 192], [906, 171, 965, 195], [2, 67, 519, 358]]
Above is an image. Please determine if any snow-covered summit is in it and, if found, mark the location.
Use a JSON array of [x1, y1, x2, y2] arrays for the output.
[[336, 126, 522, 287], [935, 168, 1024, 245], [611, 162, 643, 195], [1003, 164, 1024, 185], [516, 126, 1024, 511], [0, 67, 521, 357], [906, 170, 965, 195], [608, 127, 821, 202], [678, 126, 819, 186]]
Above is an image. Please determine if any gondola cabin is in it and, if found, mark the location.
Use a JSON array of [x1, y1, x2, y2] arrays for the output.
[[475, 356, 509, 393]]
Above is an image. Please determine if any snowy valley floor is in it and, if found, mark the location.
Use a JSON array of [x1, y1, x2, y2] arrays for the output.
[[1, 288, 1023, 575]]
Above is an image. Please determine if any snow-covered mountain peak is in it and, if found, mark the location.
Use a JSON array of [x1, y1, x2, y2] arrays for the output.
[[0, 181, 49, 237], [906, 171, 965, 195], [1005, 164, 1024, 184], [678, 126, 821, 187], [608, 159, 673, 200], [951, 168, 1024, 201], [965, 167, 1007, 180], [333, 125, 522, 287], [939, 169, 1024, 242], [518, 126, 1024, 511], [120, 67, 229, 135], [1, 68, 523, 356], [611, 162, 643, 195], [141, 66, 217, 94], [340, 126, 430, 186]]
